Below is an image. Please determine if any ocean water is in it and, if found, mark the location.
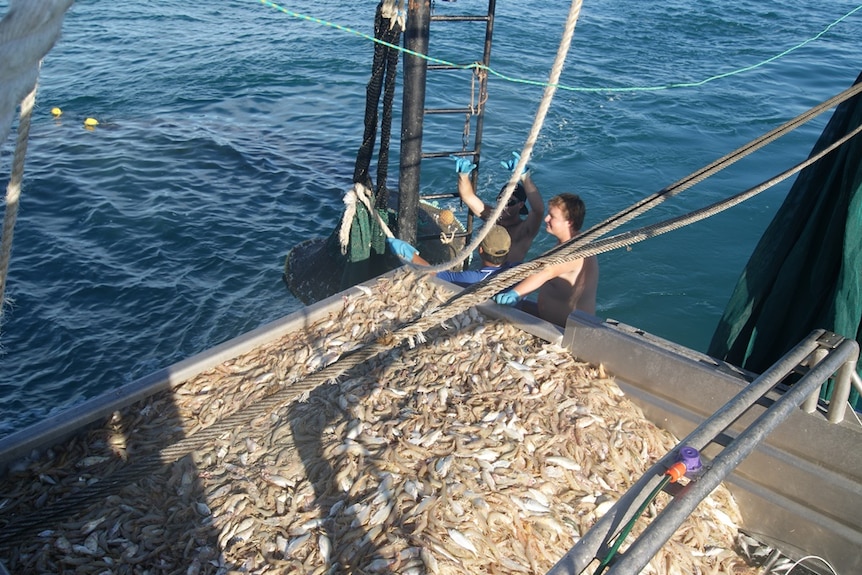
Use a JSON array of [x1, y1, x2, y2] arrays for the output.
[[0, 0, 859, 436]]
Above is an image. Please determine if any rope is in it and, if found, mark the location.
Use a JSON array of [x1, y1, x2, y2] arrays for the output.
[[575, 80, 862, 247], [338, 182, 394, 254], [572, 120, 862, 261], [352, 1, 402, 202], [0, 85, 36, 321], [427, 79, 862, 321], [0, 0, 74, 320], [375, 3, 401, 208], [336, 1, 401, 265], [380, 4, 862, 325]]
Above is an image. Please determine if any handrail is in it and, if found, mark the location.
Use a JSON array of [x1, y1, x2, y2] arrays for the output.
[[545, 330, 860, 575]]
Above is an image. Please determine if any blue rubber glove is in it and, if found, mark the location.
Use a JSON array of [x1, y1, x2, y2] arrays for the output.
[[493, 289, 522, 306], [450, 154, 476, 175], [387, 237, 418, 260], [501, 151, 530, 176]]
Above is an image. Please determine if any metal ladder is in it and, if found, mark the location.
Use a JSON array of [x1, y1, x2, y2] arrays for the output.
[[544, 329, 859, 575], [398, 0, 497, 249]]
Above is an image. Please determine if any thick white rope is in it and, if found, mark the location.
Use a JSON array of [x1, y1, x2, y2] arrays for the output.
[[0, 0, 74, 321], [338, 182, 394, 255], [0, 84, 36, 318]]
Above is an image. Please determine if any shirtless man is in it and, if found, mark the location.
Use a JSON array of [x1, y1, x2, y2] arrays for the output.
[[452, 152, 544, 264], [493, 193, 599, 326]]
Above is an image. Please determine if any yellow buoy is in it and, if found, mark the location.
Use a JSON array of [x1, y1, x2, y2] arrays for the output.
[[84, 117, 99, 127], [50, 107, 62, 117]]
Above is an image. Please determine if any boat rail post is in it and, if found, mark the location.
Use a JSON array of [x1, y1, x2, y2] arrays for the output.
[[826, 346, 860, 423], [852, 370, 862, 397], [398, 0, 431, 245], [802, 347, 829, 413]]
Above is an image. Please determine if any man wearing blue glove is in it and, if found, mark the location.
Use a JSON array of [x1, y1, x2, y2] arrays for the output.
[[386, 225, 512, 288], [493, 193, 598, 326], [452, 151, 544, 264]]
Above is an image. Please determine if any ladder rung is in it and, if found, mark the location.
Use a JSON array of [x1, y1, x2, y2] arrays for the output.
[[421, 150, 476, 160], [427, 64, 468, 71], [425, 107, 474, 115], [430, 15, 491, 23], [420, 192, 461, 201]]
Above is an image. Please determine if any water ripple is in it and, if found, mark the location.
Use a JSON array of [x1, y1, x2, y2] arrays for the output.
[[1, 0, 859, 435]]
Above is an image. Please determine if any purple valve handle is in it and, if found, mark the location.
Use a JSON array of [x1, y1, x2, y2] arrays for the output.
[[678, 446, 703, 477]]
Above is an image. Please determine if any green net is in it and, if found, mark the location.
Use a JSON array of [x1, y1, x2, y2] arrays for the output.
[[340, 200, 392, 289], [283, 198, 393, 305], [708, 72, 862, 410]]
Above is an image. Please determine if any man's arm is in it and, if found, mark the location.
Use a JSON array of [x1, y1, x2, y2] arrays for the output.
[[386, 238, 432, 266], [457, 173, 491, 219], [501, 151, 544, 242], [520, 172, 544, 240], [494, 258, 583, 303], [497, 265, 556, 302]]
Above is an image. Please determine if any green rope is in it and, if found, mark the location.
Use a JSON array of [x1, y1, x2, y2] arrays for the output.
[[255, 0, 862, 94], [594, 475, 672, 575]]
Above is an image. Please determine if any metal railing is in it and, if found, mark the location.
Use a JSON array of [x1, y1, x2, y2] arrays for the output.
[[546, 329, 860, 575]]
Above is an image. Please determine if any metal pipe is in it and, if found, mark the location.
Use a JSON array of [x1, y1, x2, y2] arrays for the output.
[[545, 329, 825, 575], [607, 337, 860, 574], [802, 348, 828, 413], [397, 0, 431, 245], [464, 0, 496, 260], [827, 353, 859, 423], [852, 370, 862, 396], [676, 330, 824, 454]]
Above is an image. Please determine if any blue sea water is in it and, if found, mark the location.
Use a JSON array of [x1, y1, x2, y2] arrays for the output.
[[0, 0, 860, 437]]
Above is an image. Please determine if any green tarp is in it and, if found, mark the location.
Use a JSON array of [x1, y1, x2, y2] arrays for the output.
[[709, 71, 862, 410]]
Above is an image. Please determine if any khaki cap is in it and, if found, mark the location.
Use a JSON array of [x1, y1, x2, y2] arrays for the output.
[[480, 225, 511, 257]]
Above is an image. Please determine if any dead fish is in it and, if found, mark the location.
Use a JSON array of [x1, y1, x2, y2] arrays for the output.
[[448, 528, 478, 556]]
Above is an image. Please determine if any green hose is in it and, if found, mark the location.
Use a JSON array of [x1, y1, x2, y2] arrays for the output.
[[594, 475, 672, 574]]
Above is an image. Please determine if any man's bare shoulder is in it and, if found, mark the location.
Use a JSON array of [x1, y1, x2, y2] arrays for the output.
[[505, 219, 534, 241]]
